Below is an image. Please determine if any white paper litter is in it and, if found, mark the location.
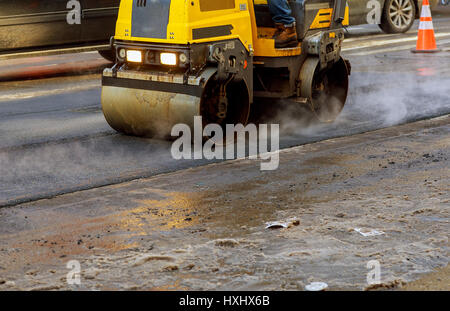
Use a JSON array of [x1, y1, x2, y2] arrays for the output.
[[265, 218, 300, 230], [354, 228, 385, 237], [265, 222, 289, 229], [305, 282, 329, 291]]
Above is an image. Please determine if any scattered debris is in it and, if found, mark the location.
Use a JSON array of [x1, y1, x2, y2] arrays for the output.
[[215, 239, 239, 248], [84, 268, 102, 280], [132, 255, 175, 267], [364, 279, 406, 291], [26, 270, 38, 276], [163, 265, 179, 272], [305, 282, 329, 291], [184, 264, 195, 271], [292, 220, 301, 226], [354, 228, 385, 237]]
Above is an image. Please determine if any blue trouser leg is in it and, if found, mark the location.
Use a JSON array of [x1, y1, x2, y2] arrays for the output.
[[267, 0, 296, 26]]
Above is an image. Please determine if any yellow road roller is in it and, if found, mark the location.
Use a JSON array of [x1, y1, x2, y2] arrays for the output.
[[101, 0, 351, 138]]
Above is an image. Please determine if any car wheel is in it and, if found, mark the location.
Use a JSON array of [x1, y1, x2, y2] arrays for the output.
[[98, 49, 116, 62], [379, 0, 416, 33]]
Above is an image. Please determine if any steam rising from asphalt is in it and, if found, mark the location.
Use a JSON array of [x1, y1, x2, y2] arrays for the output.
[[258, 63, 450, 137], [346, 69, 450, 126], [0, 136, 171, 205]]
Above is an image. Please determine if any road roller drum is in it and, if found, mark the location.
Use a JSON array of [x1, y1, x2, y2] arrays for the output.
[[102, 85, 201, 138]]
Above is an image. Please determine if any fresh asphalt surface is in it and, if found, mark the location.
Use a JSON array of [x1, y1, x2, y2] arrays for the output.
[[1, 18, 450, 207]]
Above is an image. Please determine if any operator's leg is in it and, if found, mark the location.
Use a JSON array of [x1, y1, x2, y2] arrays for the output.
[[267, 0, 298, 48], [267, 0, 296, 26]]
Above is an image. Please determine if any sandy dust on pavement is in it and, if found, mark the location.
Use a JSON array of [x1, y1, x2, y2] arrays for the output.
[[0, 116, 448, 291]]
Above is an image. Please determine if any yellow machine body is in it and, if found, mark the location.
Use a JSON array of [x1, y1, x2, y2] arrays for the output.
[[113, 0, 304, 58], [114, 0, 254, 48]]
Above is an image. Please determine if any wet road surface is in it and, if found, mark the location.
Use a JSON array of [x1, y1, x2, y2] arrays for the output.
[[1, 18, 450, 207]]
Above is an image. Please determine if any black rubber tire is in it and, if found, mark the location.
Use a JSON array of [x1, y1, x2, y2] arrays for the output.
[[379, 0, 416, 33], [98, 49, 116, 62]]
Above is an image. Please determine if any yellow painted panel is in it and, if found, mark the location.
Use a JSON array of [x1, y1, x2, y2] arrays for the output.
[[200, 0, 236, 11], [114, 0, 254, 51], [343, 2, 350, 26], [253, 37, 301, 57], [310, 8, 333, 29], [114, 0, 133, 40]]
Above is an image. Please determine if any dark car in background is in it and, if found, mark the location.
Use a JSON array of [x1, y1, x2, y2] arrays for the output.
[[347, 0, 427, 33], [0, 0, 119, 59]]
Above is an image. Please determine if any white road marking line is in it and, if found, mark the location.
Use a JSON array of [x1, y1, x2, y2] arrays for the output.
[[343, 32, 450, 51], [343, 17, 450, 43], [0, 45, 109, 60], [344, 33, 409, 43], [0, 82, 100, 102], [346, 38, 450, 56]]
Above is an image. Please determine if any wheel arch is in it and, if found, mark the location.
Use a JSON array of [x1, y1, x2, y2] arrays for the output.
[[414, 0, 420, 19]]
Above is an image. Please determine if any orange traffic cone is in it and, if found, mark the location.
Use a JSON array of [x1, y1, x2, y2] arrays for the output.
[[412, 0, 441, 53]]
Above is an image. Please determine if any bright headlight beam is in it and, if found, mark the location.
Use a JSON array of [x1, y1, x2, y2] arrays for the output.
[[160, 53, 177, 66], [127, 50, 143, 63]]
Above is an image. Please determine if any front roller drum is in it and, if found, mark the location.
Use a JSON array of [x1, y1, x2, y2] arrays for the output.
[[300, 57, 350, 123], [101, 73, 251, 139], [101, 86, 201, 138]]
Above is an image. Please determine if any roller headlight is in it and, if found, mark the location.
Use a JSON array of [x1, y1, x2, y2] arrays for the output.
[[160, 53, 177, 66], [127, 50, 143, 63], [179, 53, 187, 64], [118, 48, 126, 60]]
